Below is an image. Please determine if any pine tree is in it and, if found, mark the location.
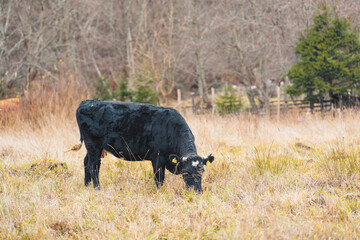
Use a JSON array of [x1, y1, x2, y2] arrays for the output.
[[215, 86, 242, 115], [286, 9, 360, 108], [93, 77, 113, 100]]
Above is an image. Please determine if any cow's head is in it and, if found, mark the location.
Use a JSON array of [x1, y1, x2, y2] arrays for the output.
[[169, 154, 214, 193]]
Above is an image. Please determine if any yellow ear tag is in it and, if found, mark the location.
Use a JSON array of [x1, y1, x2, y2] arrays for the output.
[[172, 158, 177, 163], [206, 160, 210, 166]]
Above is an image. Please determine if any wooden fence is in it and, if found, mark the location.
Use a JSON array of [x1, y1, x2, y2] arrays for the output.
[[267, 99, 332, 115], [177, 88, 336, 118]]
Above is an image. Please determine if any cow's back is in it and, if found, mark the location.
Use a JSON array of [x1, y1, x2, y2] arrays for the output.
[[76, 100, 192, 160]]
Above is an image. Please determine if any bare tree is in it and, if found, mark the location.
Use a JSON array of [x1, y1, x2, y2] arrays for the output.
[[1, 0, 360, 108]]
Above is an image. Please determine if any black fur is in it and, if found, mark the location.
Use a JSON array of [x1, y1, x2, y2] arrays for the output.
[[76, 100, 214, 192]]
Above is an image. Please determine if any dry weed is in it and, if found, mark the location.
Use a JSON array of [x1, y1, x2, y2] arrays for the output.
[[1, 107, 360, 238]]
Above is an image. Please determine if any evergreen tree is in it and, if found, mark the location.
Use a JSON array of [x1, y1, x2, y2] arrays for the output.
[[93, 76, 158, 105], [93, 77, 113, 100], [113, 81, 133, 102], [215, 86, 242, 115], [286, 9, 360, 108]]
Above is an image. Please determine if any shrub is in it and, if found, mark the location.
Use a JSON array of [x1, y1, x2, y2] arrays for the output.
[[215, 86, 242, 115], [113, 81, 133, 102], [92, 77, 158, 105], [133, 85, 157, 105], [92, 77, 113, 100]]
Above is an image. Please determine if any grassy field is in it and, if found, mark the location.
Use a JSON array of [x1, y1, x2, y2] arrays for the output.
[[1, 109, 360, 239]]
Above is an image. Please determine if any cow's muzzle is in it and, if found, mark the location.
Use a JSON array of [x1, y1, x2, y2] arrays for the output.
[[182, 173, 202, 193]]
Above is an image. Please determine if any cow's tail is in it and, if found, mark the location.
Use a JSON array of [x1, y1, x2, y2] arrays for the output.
[[65, 138, 83, 153]]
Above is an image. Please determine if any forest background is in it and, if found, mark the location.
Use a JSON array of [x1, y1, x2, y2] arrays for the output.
[[2, 0, 360, 112]]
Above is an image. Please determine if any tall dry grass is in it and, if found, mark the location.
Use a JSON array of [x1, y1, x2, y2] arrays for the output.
[[1, 89, 360, 238]]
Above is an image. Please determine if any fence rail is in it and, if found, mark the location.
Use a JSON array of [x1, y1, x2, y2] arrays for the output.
[[267, 99, 332, 115]]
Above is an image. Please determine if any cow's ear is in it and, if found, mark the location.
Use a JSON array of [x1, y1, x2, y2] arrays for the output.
[[202, 154, 215, 166], [169, 154, 181, 164], [169, 154, 182, 173]]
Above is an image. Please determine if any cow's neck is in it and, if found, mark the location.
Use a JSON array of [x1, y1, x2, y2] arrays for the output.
[[178, 129, 197, 157]]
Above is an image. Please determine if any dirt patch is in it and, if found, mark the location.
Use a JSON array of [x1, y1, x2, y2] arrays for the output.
[[26, 159, 72, 178]]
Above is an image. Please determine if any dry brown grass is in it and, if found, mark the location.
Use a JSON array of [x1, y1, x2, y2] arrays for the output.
[[1, 96, 360, 238]]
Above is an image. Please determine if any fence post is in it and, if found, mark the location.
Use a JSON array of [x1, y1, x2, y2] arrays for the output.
[[177, 89, 181, 105], [266, 98, 270, 119], [277, 84, 280, 122], [320, 97, 324, 117], [211, 87, 215, 114], [191, 92, 195, 114]]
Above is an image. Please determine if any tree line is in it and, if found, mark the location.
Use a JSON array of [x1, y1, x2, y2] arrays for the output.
[[1, 0, 360, 111]]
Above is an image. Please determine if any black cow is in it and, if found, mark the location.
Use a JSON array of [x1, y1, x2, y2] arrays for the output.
[[71, 100, 214, 192]]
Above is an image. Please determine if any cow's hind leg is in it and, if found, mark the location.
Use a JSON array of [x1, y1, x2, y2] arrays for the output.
[[87, 148, 102, 189], [84, 153, 91, 186]]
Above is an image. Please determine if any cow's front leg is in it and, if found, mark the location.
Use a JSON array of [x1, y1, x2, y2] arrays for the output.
[[87, 149, 102, 189], [152, 160, 165, 188]]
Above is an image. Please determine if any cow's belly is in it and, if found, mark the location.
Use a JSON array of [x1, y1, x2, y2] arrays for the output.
[[103, 130, 156, 161], [104, 142, 151, 161]]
